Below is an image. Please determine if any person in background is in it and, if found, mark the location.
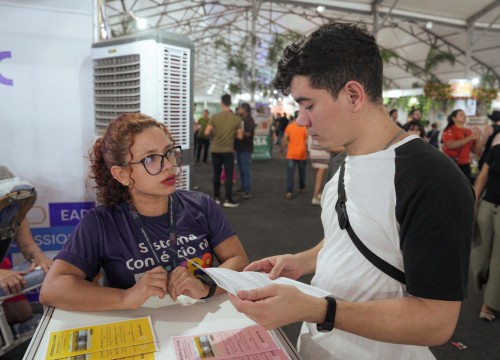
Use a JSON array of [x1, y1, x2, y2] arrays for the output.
[[205, 94, 243, 208], [308, 135, 330, 205], [478, 110, 500, 170], [276, 113, 289, 145], [442, 109, 482, 182], [426, 122, 440, 148], [281, 112, 307, 200], [403, 120, 425, 138], [471, 133, 500, 322], [408, 108, 422, 123], [235, 102, 256, 200], [229, 22, 473, 359], [0, 166, 52, 332], [389, 109, 403, 128], [40, 113, 248, 311], [196, 109, 211, 163]]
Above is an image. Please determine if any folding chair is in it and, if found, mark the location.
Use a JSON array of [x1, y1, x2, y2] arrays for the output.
[[0, 179, 44, 355]]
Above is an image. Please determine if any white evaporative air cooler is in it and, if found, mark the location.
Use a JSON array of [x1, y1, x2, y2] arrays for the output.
[[91, 31, 194, 190]]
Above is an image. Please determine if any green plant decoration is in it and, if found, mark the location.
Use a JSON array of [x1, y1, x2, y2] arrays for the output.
[[423, 81, 452, 101], [228, 83, 241, 95], [380, 48, 398, 64], [424, 44, 455, 73], [472, 87, 498, 103], [267, 31, 303, 65]]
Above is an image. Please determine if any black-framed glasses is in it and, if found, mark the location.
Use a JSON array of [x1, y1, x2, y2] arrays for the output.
[[124, 146, 183, 175]]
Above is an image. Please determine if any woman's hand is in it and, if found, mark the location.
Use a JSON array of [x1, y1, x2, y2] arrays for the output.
[[121, 266, 168, 309], [469, 127, 481, 141], [167, 267, 209, 301]]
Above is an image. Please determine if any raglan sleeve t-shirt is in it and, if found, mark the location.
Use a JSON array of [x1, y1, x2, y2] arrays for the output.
[[55, 190, 236, 289]]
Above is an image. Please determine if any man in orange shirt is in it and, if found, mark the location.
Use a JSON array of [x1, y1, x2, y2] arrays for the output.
[[281, 112, 307, 199]]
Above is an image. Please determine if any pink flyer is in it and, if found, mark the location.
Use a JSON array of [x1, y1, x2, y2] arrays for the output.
[[172, 325, 289, 360]]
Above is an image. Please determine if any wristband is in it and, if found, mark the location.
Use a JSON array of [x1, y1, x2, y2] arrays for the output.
[[316, 296, 337, 332], [199, 274, 217, 299]]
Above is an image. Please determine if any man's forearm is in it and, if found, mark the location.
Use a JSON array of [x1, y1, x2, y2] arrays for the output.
[[332, 297, 460, 346]]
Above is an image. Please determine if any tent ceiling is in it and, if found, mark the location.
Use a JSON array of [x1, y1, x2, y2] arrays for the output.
[[102, 0, 500, 98]]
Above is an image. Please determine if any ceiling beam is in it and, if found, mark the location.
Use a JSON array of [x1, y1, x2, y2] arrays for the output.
[[467, 0, 500, 24]]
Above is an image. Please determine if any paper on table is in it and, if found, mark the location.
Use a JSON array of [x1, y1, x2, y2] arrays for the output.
[[45, 316, 157, 360], [186, 258, 330, 298], [172, 324, 284, 360]]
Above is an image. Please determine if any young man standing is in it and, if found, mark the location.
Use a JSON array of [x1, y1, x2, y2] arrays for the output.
[[235, 102, 255, 199], [281, 113, 307, 199], [229, 23, 474, 359], [205, 94, 243, 207]]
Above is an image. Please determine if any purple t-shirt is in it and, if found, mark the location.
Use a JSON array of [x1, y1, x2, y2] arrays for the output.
[[56, 190, 235, 289]]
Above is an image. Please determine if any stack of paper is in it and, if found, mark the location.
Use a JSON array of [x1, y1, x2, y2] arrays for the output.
[[172, 325, 292, 360], [197, 266, 331, 298], [45, 317, 157, 360]]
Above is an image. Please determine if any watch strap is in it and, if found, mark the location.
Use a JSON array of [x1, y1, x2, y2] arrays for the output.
[[199, 274, 217, 299], [316, 296, 337, 332]]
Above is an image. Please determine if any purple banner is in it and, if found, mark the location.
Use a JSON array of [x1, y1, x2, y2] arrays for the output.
[[49, 202, 95, 227]]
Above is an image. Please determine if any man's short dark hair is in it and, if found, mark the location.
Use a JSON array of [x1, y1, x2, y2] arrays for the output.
[[273, 22, 383, 104], [221, 94, 232, 106], [240, 102, 251, 114]]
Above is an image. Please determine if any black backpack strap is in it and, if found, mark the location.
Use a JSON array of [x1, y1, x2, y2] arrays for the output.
[[334, 161, 406, 285], [326, 152, 348, 183]]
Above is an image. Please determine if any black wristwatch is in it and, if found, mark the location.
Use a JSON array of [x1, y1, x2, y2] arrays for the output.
[[316, 296, 337, 332], [199, 274, 217, 299]]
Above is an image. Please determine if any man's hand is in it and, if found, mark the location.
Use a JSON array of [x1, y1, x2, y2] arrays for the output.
[[0, 269, 28, 295], [244, 254, 303, 280], [228, 284, 325, 329], [121, 266, 168, 309], [167, 267, 209, 301]]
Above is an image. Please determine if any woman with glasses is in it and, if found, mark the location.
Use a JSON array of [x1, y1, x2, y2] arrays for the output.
[[40, 113, 248, 311]]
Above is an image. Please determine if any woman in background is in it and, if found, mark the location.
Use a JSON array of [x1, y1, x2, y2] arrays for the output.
[[308, 136, 330, 205], [442, 109, 481, 182], [40, 113, 248, 311]]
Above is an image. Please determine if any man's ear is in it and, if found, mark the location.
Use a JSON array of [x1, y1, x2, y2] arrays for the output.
[[344, 81, 366, 112], [111, 165, 130, 186]]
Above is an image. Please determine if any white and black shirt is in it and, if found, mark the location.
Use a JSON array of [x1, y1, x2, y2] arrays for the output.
[[298, 136, 474, 360]]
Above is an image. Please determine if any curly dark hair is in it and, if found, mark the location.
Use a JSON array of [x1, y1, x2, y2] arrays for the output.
[[89, 113, 174, 207], [272, 22, 383, 104]]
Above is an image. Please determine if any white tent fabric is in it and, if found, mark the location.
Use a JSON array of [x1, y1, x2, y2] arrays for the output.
[[102, 1, 500, 97]]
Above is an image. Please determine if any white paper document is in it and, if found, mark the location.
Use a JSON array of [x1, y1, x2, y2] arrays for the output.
[[197, 266, 331, 298]]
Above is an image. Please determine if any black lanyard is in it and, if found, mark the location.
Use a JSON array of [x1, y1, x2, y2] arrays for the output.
[[128, 194, 178, 271]]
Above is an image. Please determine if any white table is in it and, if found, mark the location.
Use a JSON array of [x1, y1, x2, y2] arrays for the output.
[[23, 294, 301, 359]]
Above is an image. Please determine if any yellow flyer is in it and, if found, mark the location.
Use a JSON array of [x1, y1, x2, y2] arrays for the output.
[[64, 350, 156, 360], [63, 343, 157, 360], [45, 316, 157, 360]]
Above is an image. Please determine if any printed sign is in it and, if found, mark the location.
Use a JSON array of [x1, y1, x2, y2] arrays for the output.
[[253, 134, 272, 160], [49, 202, 95, 227]]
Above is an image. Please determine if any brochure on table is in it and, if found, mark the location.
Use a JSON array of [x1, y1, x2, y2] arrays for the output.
[[45, 316, 157, 360]]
